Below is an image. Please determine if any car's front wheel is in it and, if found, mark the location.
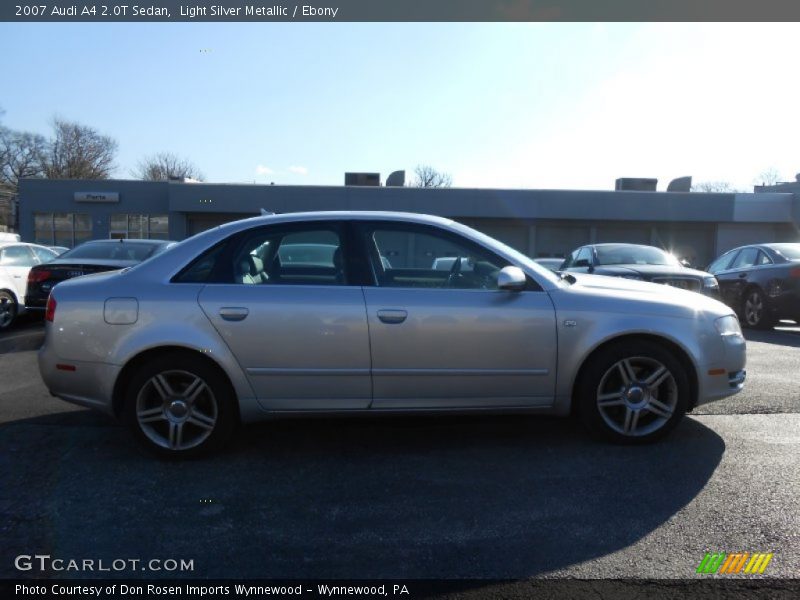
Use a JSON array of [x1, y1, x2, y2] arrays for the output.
[[576, 340, 689, 444], [0, 290, 18, 331], [123, 353, 238, 458]]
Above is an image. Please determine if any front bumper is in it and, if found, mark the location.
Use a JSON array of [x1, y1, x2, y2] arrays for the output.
[[695, 332, 747, 406]]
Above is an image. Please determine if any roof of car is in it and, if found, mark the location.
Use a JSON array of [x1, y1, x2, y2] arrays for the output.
[[79, 239, 172, 245], [224, 211, 454, 228]]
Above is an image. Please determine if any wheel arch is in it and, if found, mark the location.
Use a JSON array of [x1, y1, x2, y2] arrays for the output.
[[111, 345, 240, 420], [570, 333, 699, 414]]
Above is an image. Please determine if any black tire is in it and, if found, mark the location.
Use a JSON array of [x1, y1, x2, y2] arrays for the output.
[[122, 352, 238, 458], [741, 288, 776, 330], [576, 340, 690, 444], [0, 290, 18, 331]]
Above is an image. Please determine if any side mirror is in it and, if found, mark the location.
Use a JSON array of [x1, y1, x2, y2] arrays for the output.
[[497, 266, 527, 291]]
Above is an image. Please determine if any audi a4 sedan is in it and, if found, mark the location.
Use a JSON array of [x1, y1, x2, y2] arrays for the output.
[[25, 238, 173, 311], [38, 212, 746, 457], [560, 243, 720, 297], [707, 242, 800, 329]]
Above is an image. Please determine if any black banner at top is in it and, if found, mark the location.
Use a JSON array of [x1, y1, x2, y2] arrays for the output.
[[4, 0, 800, 22]]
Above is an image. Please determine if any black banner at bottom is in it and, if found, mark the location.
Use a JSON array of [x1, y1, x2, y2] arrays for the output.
[[3, 579, 800, 600]]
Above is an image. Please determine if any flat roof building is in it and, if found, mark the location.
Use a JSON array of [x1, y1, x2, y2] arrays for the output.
[[17, 178, 800, 268]]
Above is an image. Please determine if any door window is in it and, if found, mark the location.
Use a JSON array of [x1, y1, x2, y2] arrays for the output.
[[175, 224, 348, 286], [360, 224, 508, 290], [730, 247, 759, 269], [0, 245, 36, 267], [707, 250, 738, 273], [756, 250, 772, 266]]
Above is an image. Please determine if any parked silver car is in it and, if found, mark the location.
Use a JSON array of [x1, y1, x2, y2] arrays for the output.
[[38, 212, 746, 457]]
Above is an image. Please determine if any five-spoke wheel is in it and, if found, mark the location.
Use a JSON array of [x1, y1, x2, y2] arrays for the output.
[[124, 353, 237, 458], [577, 340, 689, 443]]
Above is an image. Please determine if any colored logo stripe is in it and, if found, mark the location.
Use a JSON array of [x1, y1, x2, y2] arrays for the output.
[[697, 552, 773, 574]]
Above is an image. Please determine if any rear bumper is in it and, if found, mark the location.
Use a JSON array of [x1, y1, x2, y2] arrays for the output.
[[38, 335, 119, 416], [25, 294, 48, 310]]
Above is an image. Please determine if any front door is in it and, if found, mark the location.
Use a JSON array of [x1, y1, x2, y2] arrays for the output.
[[355, 222, 558, 409]]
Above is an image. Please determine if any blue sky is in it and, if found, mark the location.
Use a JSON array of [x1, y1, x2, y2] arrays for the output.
[[1, 22, 799, 190]]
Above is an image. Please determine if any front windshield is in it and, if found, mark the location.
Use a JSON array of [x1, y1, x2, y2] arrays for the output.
[[770, 243, 800, 260], [595, 245, 680, 267], [450, 221, 561, 285]]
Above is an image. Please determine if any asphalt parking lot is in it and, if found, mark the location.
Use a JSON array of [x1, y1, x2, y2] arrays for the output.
[[0, 319, 798, 582]]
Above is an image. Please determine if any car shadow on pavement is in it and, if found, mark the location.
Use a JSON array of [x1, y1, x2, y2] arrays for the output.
[[0, 410, 724, 579], [744, 327, 800, 347]]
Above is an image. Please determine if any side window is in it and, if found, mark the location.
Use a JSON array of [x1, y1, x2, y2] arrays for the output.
[[707, 250, 737, 273], [574, 247, 593, 267], [32, 246, 57, 264], [730, 247, 758, 269], [0, 245, 36, 267], [756, 250, 772, 266], [361, 224, 509, 290], [175, 224, 347, 286]]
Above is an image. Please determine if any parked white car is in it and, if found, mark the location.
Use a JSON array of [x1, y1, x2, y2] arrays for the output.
[[0, 242, 59, 330]]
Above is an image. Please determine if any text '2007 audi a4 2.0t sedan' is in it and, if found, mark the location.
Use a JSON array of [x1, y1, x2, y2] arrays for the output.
[[38, 212, 747, 457]]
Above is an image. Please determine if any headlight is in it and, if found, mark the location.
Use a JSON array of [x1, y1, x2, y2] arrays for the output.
[[704, 276, 719, 288], [715, 315, 742, 337]]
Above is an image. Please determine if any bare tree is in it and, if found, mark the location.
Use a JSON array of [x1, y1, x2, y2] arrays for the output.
[[754, 167, 783, 187], [41, 118, 117, 179], [0, 127, 47, 190], [0, 122, 47, 230], [691, 181, 744, 193], [410, 164, 453, 188], [132, 152, 203, 181]]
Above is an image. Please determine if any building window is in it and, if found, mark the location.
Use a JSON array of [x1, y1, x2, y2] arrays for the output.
[[110, 214, 169, 240], [34, 212, 92, 247]]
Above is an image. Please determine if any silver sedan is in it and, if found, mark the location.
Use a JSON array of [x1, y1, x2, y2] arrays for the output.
[[38, 212, 746, 457]]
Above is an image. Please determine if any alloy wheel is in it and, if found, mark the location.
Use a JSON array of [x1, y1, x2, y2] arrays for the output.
[[744, 291, 763, 326], [595, 356, 678, 437], [0, 295, 15, 329], [135, 370, 218, 451]]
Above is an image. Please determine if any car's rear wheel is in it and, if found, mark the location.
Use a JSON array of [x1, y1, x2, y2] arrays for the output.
[[576, 340, 689, 444], [0, 290, 17, 331], [123, 353, 237, 458], [742, 288, 776, 329]]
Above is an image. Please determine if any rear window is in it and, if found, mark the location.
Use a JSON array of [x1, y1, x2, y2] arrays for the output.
[[60, 242, 165, 262]]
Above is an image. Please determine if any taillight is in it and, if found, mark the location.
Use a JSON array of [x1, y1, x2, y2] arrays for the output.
[[789, 267, 800, 278], [45, 295, 57, 322], [28, 269, 51, 284]]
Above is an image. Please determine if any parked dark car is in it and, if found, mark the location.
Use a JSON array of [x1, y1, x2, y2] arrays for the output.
[[25, 239, 174, 310], [706, 242, 800, 329], [561, 243, 720, 297]]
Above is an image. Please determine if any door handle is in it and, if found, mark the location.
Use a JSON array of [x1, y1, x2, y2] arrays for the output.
[[377, 309, 407, 324], [219, 307, 249, 321]]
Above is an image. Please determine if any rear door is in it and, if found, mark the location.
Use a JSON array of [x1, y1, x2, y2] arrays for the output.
[[355, 221, 557, 409], [193, 221, 372, 410]]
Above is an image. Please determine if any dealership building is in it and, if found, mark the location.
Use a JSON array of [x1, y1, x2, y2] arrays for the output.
[[16, 176, 800, 267]]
